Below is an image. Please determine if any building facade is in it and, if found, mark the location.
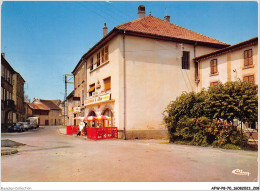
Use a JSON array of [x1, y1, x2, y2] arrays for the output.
[[70, 6, 230, 139], [1, 53, 26, 131], [195, 37, 258, 91], [13, 72, 25, 122], [26, 99, 62, 126], [26, 102, 50, 126], [65, 91, 76, 126]]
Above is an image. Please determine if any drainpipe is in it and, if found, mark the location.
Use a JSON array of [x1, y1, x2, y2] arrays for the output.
[[123, 30, 126, 140], [83, 57, 87, 117]]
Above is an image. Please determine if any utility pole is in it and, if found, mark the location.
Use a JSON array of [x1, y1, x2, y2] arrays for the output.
[[64, 74, 73, 125]]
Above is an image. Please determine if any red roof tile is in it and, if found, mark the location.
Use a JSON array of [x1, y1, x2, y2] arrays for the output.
[[40, 99, 61, 110], [194, 37, 258, 61], [115, 15, 229, 46], [27, 103, 50, 110]]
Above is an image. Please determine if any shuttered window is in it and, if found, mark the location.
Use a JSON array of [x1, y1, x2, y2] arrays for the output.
[[101, 45, 109, 63], [244, 49, 253, 67], [90, 57, 94, 71], [104, 77, 111, 91], [88, 84, 95, 97], [182, 51, 190, 69], [96, 52, 100, 67], [210, 59, 218, 74], [243, 75, 254, 83], [210, 81, 219, 87]]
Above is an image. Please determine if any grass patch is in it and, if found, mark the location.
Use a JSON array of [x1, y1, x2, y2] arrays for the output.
[[220, 144, 241, 150]]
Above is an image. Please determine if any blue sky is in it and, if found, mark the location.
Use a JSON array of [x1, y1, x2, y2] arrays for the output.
[[1, 1, 258, 101]]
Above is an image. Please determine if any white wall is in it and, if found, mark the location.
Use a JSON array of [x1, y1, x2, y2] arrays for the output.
[[122, 35, 219, 131]]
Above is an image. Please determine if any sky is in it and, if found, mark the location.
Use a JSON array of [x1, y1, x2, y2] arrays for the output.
[[1, 1, 258, 101]]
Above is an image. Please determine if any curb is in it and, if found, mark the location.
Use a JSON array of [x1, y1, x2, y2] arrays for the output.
[[1, 147, 18, 156]]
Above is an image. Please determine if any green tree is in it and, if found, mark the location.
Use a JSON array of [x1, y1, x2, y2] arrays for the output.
[[205, 81, 258, 123]]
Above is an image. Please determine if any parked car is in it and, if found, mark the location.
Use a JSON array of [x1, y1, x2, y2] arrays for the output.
[[8, 123, 25, 132], [16, 122, 30, 131]]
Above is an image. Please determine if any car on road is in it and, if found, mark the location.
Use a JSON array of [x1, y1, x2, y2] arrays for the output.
[[17, 122, 30, 131], [8, 123, 25, 132]]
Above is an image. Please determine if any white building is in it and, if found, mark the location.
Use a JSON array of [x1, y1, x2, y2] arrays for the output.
[[72, 5, 230, 139]]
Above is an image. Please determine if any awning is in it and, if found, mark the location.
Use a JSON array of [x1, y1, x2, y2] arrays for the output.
[[88, 86, 95, 92]]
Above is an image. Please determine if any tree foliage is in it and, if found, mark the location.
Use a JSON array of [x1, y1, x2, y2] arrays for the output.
[[164, 80, 258, 145]]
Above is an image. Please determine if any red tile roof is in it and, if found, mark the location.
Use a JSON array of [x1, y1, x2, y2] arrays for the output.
[[27, 103, 50, 110], [39, 99, 61, 110], [115, 15, 229, 47], [194, 37, 258, 61]]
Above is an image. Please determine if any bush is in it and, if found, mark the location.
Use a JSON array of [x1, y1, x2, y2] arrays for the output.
[[163, 81, 258, 149]]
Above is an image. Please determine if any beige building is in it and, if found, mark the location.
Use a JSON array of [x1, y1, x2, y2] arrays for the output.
[[12, 72, 25, 122], [195, 37, 258, 91], [71, 6, 230, 139], [64, 90, 76, 126], [28, 99, 62, 126]]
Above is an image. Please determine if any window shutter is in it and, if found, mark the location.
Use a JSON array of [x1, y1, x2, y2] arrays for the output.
[[182, 51, 190, 69], [244, 50, 249, 66], [249, 75, 254, 83], [101, 48, 105, 63], [248, 49, 253, 66], [104, 77, 111, 91]]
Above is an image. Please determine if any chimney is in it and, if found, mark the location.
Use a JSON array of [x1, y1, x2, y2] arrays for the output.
[[138, 5, 145, 18], [164, 14, 170, 22], [1, 53, 5, 58], [103, 23, 107, 37]]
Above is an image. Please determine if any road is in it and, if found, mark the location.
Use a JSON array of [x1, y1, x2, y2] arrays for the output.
[[1, 126, 258, 182]]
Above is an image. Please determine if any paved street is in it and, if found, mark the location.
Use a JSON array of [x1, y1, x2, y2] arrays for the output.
[[1, 126, 258, 182]]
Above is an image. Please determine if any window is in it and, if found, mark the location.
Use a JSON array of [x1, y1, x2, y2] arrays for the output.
[[4, 67, 7, 80], [1, 87, 3, 100], [243, 75, 254, 83], [77, 71, 80, 86], [182, 51, 190, 69], [3, 89, 6, 101], [103, 77, 111, 91], [244, 49, 253, 67], [81, 89, 84, 106], [210, 59, 218, 74], [210, 81, 219, 87], [90, 57, 94, 71], [7, 70, 10, 82], [195, 61, 199, 81], [1, 65, 4, 77], [96, 52, 100, 67], [101, 45, 109, 63], [88, 83, 95, 97]]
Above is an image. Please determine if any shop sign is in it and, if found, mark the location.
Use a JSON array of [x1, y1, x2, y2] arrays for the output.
[[84, 93, 111, 106], [73, 107, 81, 113]]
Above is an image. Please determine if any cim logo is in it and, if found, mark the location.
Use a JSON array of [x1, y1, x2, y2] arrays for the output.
[[232, 169, 250, 176]]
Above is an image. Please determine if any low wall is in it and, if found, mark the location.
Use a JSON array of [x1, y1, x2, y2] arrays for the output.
[[118, 129, 168, 140]]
